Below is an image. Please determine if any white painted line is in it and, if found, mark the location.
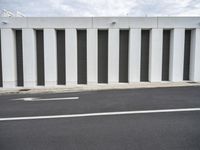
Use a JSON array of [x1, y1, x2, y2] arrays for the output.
[[12, 97, 79, 101], [0, 108, 200, 121]]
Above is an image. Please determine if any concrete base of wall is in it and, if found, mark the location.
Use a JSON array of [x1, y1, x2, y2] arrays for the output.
[[3, 81, 16, 88], [45, 81, 57, 87], [23, 81, 37, 88], [0, 81, 199, 95]]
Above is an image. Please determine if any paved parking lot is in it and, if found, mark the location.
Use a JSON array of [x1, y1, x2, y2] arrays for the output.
[[0, 86, 200, 150]]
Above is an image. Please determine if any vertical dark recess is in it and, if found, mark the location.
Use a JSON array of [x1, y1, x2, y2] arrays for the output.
[[77, 30, 87, 84], [162, 30, 171, 81], [0, 31, 2, 87], [98, 30, 108, 83], [36, 30, 45, 85], [119, 30, 129, 82], [183, 30, 191, 80], [15, 30, 24, 86], [140, 30, 150, 82], [56, 30, 66, 85]]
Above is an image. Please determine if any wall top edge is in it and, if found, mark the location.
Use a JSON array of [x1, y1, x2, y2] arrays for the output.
[[1, 16, 200, 18], [1, 17, 200, 28]]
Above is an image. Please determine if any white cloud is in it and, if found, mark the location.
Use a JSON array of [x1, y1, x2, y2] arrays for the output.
[[0, 0, 200, 16]]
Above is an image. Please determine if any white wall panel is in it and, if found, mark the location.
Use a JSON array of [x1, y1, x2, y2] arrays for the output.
[[87, 29, 97, 84], [1, 29, 17, 88], [190, 29, 200, 81], [44, 29, 57, 86], [65, 29, 77, 84], [169, 29, 185, 82], [129, 29, 141, 82], [108, 29, 119, 83], [22, 29, 37, 87], [149, 29, 163, 82]]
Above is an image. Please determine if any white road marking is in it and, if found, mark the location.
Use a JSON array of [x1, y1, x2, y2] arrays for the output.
[[0, 108, 200, 121], [12, 97, 79, 101]]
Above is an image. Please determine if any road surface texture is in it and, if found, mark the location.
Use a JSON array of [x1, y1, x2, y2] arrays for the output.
[[0, 86, 200, 150]]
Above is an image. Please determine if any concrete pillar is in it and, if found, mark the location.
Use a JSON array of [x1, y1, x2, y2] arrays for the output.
[[149, 29, 163, 82], [190, 29, 200, 81], [1, 29, 17, 88], [108, 29, 119, 83], [169, 29, 185, 82], [22, 29, 37, 87], [87, 29, 97, 84], [65, 29, 77, 84], [43, 29, 57, 86], [129, 29, 141, 82]]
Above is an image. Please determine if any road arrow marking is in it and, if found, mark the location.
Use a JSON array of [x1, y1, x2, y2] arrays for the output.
[[12, 97, 79, 101]]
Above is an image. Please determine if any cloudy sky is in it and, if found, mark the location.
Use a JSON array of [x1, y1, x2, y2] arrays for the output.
[[1, 0, 200, 16]]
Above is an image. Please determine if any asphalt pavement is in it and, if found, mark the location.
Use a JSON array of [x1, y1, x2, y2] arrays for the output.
[[0, 86, 200, 150]]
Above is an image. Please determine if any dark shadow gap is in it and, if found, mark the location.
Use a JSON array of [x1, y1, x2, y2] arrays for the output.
[[15, 30, 24, 86], [183, 30, 191, 80], [98, 30, 108, 83], [0, 30, 2, 87], [162, 30, 171, 81], [140, 30, 150, 82], [119, 30, 129, 82], [56, 30, 66, 85], [36, 30, 45, 86], [77, 30, 87, 84]]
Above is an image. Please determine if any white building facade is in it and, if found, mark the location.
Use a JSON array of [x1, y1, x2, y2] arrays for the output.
[[0, 17, 200, 88]]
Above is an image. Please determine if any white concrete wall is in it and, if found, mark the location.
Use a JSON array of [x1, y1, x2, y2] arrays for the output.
[[65, 29, 77, 84], [0, 17, 200, 88], [169, 29, 185, 82], [22, 29, 37, 87], [43, 29, 57, 86], [1, 29, 17, 88], [87, 29, 98, 84], [190, 29, 200, 82], [128, 28, 141, 82], [108, 29, 119, 83], [149, 29, 163, 82]]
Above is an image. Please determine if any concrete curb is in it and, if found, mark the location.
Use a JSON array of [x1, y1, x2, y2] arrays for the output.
[[0, 81, 199, 95]]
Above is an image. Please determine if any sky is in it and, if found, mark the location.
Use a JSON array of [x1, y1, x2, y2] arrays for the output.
[[0, 0, 200, 16]]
